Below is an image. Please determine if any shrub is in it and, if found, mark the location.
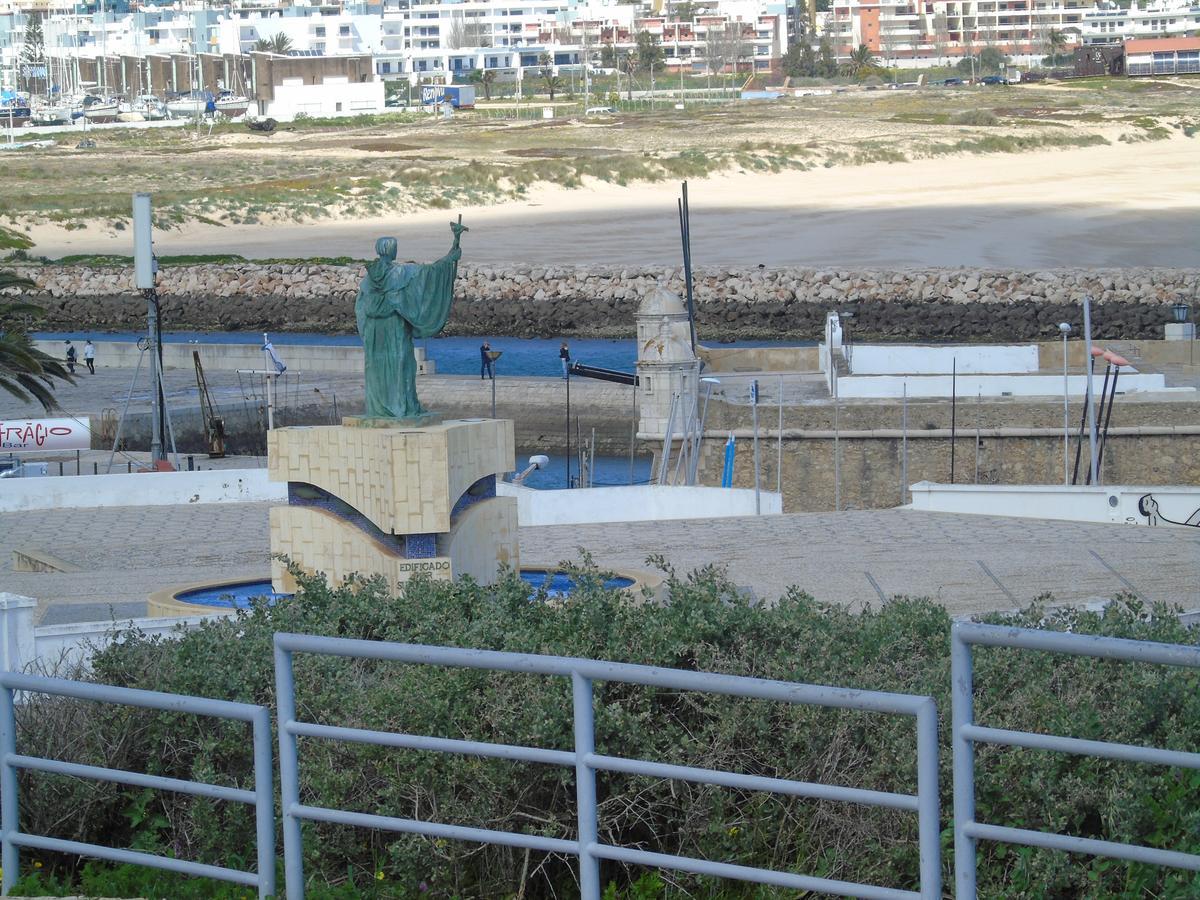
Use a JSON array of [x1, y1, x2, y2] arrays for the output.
[[9, 564, 1200, 898], [952, 109, 1000, 127]]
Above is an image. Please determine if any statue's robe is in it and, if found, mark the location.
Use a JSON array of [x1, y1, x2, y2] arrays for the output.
[[355, 248, 459, 418]]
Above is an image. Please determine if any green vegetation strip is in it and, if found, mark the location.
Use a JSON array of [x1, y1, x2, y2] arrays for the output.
[[7, 560, 1199, 899]]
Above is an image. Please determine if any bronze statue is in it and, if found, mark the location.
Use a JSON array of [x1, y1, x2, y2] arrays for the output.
[[355, 221, 466, 419]]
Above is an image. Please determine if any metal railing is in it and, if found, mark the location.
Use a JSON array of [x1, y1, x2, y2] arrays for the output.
[[0, 672, 275, 898], [951, 621, 1200, 897], [274, 632, 940, 900]]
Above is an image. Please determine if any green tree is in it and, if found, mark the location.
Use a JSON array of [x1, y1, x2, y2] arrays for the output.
[[254, 33, 293, 55], [817, 36, 837, 78], [841, 43, 878, 78], [0, 288, 74, 411], [635, 30, 664, 72], [600, 42, 617, 68], [978, 45, 1008, 73], [543, 72, 563, 100], [19, 13, 46, 95], [782, 41, 819, 78], [622, 51, 636, 100]]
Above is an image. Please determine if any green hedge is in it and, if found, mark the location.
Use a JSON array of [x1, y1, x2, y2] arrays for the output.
[[10, 561, 1200, 898]]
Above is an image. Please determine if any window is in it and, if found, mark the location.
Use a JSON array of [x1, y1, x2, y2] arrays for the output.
[[340, 25, 351, 35], [314, 26, 325, 36]]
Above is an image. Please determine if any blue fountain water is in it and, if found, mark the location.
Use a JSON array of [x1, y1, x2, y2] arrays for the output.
[[175, 571, 635, 609]]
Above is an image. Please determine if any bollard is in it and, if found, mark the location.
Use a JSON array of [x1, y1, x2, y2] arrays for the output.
[[187, 455, 195, 472], [58, 461, 63, 476], [127, 462, 132, 474]]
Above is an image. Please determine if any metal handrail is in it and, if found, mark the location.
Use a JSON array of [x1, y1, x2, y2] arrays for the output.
[[951, 621, 1200, 897], [0, 672, 275, 898], [274, 632, 941, 900]]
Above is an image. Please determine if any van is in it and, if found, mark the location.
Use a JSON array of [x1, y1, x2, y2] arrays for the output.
[[585, 106, 616, 115]]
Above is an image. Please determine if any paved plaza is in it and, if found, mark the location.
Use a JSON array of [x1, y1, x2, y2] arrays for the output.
[[1, 501, 1195, 626]]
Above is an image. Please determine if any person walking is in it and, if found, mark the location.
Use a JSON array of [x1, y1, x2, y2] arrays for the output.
[[480, 341, 494, 380], [559, 341, 570, 380], [64, 341, 77, 375], [83, 339, 96, 375]]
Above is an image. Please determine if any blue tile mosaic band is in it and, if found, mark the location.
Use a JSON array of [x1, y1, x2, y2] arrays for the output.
[[451, 475, 497, 523], [404, 533, 437, 559], [287, 483, 406, 555]]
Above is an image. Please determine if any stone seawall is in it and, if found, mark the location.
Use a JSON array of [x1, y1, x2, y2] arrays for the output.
[[8, 264, 1197, 341]]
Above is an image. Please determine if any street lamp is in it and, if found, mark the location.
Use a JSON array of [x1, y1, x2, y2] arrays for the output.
[[1171, 303, 1190, 323], [1058, 322, 1071, 485], [513, 454, 550, 485]]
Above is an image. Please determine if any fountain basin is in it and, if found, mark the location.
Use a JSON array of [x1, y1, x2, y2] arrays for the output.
[[149, 568, 653, 617]]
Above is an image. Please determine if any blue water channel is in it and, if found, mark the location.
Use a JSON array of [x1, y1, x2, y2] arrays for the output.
[[176, 571, 636, 609], [34, 332, 812, 379]]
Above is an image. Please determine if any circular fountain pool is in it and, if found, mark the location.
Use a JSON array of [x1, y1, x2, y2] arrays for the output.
[[162, 570, 638, 612]]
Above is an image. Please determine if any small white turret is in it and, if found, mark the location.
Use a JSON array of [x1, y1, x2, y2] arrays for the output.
[[635, 283, 699, 440]]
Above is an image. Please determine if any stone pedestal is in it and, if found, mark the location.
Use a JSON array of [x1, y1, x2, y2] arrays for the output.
[[268, 418, 518, 594], [1165, 323, 1195, 341]]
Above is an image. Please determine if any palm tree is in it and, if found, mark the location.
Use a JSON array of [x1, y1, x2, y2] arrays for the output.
[[0, 283, 73, 411], [253, 34, 293, 55], [841, 44, 878, 79], [544, 74, 564, 101], [480, 69, 496, 102]]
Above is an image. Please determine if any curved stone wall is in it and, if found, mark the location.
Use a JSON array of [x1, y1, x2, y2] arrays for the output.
[[7, 264, 1196, 341]]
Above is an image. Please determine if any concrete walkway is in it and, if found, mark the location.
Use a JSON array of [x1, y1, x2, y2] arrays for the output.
[[1, 501, 1195, 627]]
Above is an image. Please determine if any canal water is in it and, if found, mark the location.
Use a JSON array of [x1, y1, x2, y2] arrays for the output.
[[35, 332, 813, 379]]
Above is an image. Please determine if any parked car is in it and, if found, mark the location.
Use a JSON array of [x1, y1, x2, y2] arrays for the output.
[[585, 106, 616, 115], [980, 75, 1005, 85], [943, 77, 964, 86]]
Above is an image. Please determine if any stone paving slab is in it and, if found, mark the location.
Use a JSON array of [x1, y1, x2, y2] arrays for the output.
[[0, 502, 1195, 626]]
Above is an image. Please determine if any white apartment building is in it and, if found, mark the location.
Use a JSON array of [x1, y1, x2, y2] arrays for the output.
[[827, 0, 1090, 66], [1078, 0, 1200, 45]]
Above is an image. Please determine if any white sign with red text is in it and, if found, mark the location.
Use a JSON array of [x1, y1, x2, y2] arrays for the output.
[[0, 418, 91, 452]]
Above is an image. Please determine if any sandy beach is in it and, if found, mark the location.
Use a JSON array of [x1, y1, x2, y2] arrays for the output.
[[24, 134, 1200, 269]]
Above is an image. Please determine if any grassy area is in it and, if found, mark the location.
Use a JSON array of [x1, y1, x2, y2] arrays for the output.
[[0, 75, 1193, 237]]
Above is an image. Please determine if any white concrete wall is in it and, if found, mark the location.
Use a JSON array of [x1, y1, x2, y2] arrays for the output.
[[497, 483, 782, 526], [0, 468, 285, 513], [837, 372, 1169, 399], [0, 593, 236, 673], [909, 481, 1200, 527], [265, 78, 384, 120], [847, 344, 1040, 375]]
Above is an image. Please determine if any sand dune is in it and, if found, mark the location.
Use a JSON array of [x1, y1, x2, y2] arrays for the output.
[[26, 134, 1200, 269]]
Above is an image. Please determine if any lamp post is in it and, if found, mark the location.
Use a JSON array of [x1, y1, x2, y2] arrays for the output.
[[750, 378, 760, 515], [1058, 322, 1071, 485]]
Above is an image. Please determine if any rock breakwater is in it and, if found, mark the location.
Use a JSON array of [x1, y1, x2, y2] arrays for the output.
[[8, 264, 1197, 341]]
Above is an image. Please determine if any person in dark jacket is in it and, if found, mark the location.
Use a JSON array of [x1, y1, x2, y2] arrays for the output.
[[64, 341, 77, 375], [480, 341, 494, 380]]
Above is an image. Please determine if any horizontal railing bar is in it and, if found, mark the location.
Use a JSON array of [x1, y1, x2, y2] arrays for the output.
[[585, 753, 918, 811], [292, 804, 579, 855], [962, 725, 1200, 770], [6, 754, 256, 804], [10, 832, 260, 886], [0, 672, 264, 722], [965, 822, 1200, 872], [288, 720, 575, 767], [274, 634, 928, 716], [591, 843, 919, 900], [953, 623, 1200, 669]]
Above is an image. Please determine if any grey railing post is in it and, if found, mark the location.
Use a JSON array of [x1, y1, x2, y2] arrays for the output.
[[951, 624, 977, 899], [915, 698, 941, 900], [0, 683, 18, 894], [251, 706, 276, 899], [572, 672, 600, 900], [275, 643, 304, 900]]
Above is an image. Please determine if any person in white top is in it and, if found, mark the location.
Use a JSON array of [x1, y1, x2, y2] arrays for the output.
[[83, 340, 96, 375]]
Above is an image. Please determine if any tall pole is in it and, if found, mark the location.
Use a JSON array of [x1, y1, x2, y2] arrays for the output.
[[901, 381, 908, 504], [1082, 296, 1099, 486], [1060, 325, 1070, 484], [833, 365, 840, 511], [949, 357, 957, 483], [490, 358, 497, 419], [776, 374, 783, 497], [133, 193, 164, 465], [751, 379, 760, 514], [565, 372, 571, 488]]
